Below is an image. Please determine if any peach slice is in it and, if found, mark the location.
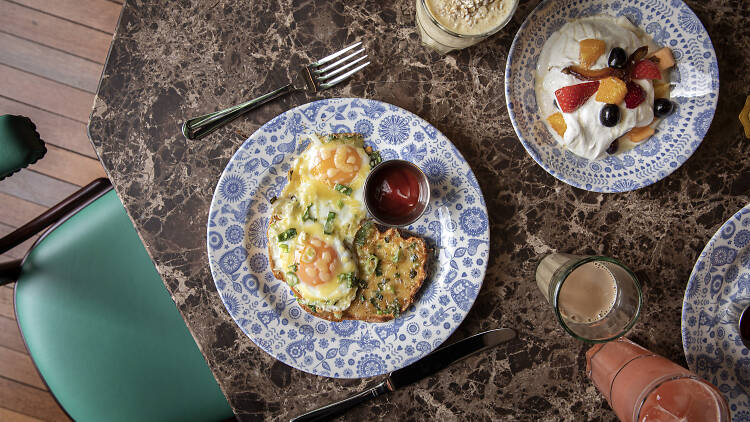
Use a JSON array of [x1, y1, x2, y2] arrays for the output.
[[579, 39, 606, 69], [648, 47, 675, 71]]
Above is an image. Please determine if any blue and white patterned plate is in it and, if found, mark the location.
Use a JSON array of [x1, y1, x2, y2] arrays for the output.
[[207, 98, 489, 378], [682, 204, 750, 418], [505, 0, 719, 192]]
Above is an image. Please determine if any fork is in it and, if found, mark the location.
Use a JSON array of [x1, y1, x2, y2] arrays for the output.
[[181, 42, 370, 140]]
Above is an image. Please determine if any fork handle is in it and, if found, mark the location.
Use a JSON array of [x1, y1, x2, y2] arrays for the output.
[[289, 380, 390, 422], [181, 83, 295, 140]]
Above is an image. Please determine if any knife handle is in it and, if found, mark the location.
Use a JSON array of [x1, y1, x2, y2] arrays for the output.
[[289, 380, 390, 422]]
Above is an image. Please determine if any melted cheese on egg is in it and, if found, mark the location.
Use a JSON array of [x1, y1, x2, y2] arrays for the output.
[[267, 133, 371, 313]]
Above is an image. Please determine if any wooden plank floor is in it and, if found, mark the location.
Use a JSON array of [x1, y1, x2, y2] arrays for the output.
[[0, 0, 123, 420]]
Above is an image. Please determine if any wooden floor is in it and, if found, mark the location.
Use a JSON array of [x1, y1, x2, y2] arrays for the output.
[[0, 0, 123, 420]]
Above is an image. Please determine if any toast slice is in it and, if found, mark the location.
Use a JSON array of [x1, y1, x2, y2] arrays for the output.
[[345, 222, 429, 322]]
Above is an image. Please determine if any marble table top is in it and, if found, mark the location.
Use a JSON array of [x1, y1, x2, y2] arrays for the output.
[[88, 0, 750, 420]]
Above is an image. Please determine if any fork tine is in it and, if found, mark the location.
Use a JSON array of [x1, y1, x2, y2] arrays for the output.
[[317, 55, 368, 81], [319, 61, 370, 89], [315, 49, 366, 74], [312, 41, 362, 67]]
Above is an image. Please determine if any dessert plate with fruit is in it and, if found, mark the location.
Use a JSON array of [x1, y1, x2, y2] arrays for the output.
[[505, 0, 718, 192]]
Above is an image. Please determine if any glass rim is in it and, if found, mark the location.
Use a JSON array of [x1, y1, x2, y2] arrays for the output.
[[631, 374, 729, 422], [551, 256, 643, 343], [418, 0, 520, 39]]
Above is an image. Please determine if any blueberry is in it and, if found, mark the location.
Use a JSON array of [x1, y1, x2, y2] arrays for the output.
[[600, 104, 620, 127], [608, 47, 627, 69], [654, 98, 675, 118], [606, 139, 619, 155]]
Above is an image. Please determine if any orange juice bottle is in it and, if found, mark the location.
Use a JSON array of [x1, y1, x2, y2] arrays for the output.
[[586, 338, 730, 422]]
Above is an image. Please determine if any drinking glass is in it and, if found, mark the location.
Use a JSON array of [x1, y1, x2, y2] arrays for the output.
[[535, 253, 642, 342], [586, 338, 730, 421], [414, 0, 518, 54]]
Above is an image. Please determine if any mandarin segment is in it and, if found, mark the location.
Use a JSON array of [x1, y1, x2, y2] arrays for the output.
[[595, 77, 628, 104], [579, 38, 606, 69], [547, 112, 567, 137]]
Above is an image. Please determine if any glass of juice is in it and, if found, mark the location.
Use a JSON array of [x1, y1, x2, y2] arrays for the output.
[[414, 0, 519, 54], [535, 253, 642, 342], [586, 338, 730, 422]]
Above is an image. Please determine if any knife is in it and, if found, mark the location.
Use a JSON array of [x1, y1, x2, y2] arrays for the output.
[[289, 328, 517, 422]]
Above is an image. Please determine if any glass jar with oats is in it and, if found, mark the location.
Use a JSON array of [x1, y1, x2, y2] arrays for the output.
[[415, 0, 519, 54]]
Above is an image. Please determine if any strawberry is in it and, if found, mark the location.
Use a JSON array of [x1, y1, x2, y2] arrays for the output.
[[631, 60, 661, 80], [624, 81, 646, 109], [554, 81, 600, 113]]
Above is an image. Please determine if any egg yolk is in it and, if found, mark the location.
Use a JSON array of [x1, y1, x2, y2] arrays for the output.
[[296, 237, 340, 286], [311, 145, 362, 185]]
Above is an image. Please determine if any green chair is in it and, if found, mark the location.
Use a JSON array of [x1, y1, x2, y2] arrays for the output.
[[0, 115, 46, 180], [0, 116, 235, 422]]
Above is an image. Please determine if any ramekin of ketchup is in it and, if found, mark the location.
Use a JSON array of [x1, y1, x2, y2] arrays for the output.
[[363, 160, 430, 226]]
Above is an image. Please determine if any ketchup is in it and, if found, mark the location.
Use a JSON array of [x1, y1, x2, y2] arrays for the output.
[[371, 165, 421, 217]]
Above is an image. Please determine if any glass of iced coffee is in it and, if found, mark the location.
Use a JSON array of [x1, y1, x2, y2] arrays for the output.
[[536, 254, 642, 342], [415, 0, 519, 54]]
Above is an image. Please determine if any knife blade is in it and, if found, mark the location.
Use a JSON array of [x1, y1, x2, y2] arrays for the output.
[[289, 328, 517, 422], [387, 327, 516, 390]]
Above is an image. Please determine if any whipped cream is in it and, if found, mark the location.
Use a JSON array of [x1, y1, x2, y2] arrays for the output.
[[535, 16, 658, 160]]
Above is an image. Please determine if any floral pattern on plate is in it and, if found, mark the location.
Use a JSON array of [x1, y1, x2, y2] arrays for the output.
[[207, 98, 489, 378], [505, 0, 719, 192], [682, 203, 750, 417]]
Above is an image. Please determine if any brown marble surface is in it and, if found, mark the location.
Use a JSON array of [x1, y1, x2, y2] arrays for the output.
[[88, 0, 750, 420]]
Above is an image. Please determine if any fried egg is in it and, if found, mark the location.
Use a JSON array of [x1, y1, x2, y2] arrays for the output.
[[267, 133, 372, 314]]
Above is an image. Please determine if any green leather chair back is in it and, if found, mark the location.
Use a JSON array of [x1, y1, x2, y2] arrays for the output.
[[0, 115, 46, 180], [15, 190, 233, 422]]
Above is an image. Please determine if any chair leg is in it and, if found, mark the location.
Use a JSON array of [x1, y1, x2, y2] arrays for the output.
[[0, 259, 22, 286]]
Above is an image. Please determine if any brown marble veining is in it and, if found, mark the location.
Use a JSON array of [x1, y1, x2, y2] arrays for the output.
[[88, 0, 750, 420]]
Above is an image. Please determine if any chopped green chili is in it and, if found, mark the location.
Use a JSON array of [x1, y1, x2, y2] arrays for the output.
[[368, 150, 382, 168], [334, 184, 352, 196], [354, 221, 373, 246], [324, 212, 336, 234], [338, 272, 355, 288], [286, 272, 299, 286], [302, 204, 316, 222], [277, 228, 297, 242], [366, 254, 380, 275], [393, 247, 402, 263]]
